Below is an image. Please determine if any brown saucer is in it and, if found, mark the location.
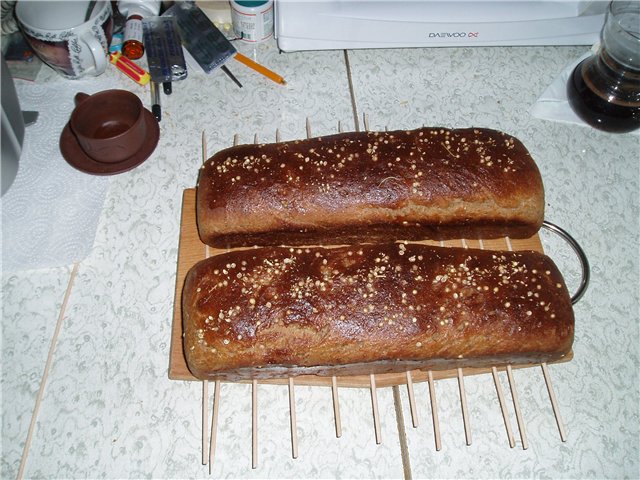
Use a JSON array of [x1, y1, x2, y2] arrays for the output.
[[60, 108, 159, 175]]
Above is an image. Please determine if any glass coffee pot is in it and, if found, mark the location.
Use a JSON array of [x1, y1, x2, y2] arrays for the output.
[[567, 0, 640, 133]]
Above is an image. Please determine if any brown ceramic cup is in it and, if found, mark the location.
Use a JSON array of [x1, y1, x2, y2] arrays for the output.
[[70, 90, 147, 163]]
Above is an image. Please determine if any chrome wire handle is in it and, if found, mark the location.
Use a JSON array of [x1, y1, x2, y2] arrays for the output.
[[541, 220, 590, 305]]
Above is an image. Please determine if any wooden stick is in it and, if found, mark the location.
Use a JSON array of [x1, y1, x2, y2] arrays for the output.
[[208, 380, 221, 473], [202, 130, 211, 464], [370, 374, 382, 444], [541, 362, 567, 441], [201, 132, 212, 468], [392, 386, 413, 480], [202, 381, 209, 465], [288, 377, 299, 459], [456, 240, 472, 445], [330, 119, 345, 439], [17, 263, 79, 480], [427, 370, 442, 451], [505, 235, 514, 251], [331, 375, 342, 438], [476, 229, 517, 446], [457, 368, 472, 445], [507, 365, 528, 450], [492, 367, 515, 448], [252, 379, 258, 468], [202, 132, 211, 259], [405, 371, 419, 428], [201, 131, 207, 163], [276, 128, 281, 143], [306, 117, 312, 138]]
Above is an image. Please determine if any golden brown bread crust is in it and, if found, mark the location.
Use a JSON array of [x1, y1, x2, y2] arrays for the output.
[[182, 243, 574, 381], [196, 127, 545, 248]]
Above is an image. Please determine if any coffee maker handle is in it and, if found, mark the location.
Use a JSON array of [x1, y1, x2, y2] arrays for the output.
[[81, 31, 107, 75]]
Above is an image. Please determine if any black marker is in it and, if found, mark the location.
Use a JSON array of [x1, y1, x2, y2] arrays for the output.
[[221, 65, 242, 88]]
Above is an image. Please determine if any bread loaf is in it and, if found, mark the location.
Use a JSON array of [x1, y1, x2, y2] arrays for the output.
[[182, 243, 573, 381], [196, 127, 544, 248]]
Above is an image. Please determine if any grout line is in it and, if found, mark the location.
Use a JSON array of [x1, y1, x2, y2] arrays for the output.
[[343, 50, 360, 132], [17, 262, 80, 479]]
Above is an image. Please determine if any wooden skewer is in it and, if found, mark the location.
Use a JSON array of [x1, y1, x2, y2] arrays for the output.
[[201, 131, 208, 163], [492, 367, 515, 448], [541, 362, 567, 441], [288, 378, 299, 459], [507, 235, 565, 442], [329, 121, 344, 440], [322, 119, 342, 438], [331, 375, 342, 438], [507, 365, 528, 450], [306, 117, 312, 138], [505, 235, 514, 251], [209, 380, 221, 473], [392, 385, 413, 480], [370, 374, 382, 444], [200, 132, 210, 467], [276, 125, 299, 454], [427, 370, 442, 451], [476, 236, 516, 448], [457, 368, 472, 446], [202, 381, 209, 465], [202, 133, 211, 260], [201, 134, 210, 465], [17, 263, 79, 480], [252, 379, 258, 469], [405, 371, 419, 428], [455, 239, 472, 446]]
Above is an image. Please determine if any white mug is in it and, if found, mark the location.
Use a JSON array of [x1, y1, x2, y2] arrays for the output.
[[15, 1, 113, 79]]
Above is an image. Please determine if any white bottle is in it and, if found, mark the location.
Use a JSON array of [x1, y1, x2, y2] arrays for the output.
[[118, 0, 161, 59], [230, 0, 274, 43]]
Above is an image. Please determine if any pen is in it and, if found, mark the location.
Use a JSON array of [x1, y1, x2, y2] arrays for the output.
[[163, 81, 172, 95], [234, 52, 286, 85], [150, 81, 161, 121]]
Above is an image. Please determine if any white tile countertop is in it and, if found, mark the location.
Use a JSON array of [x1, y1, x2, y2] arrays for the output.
[[2, 38, 639, 479]]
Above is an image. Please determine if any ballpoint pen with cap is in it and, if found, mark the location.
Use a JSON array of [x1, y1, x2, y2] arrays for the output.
[[150, 81, 161, 121]]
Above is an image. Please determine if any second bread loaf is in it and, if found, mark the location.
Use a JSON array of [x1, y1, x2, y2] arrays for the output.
[[182, 243, 574, 381], [197, 127, 544, 248]]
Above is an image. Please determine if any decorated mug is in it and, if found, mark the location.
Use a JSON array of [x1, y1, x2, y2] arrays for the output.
[[15, 1, 113, 79]]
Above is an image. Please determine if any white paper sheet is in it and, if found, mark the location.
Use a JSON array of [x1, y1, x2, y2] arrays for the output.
[[531, 46, 639, 135], [2, 81, 109, 272]]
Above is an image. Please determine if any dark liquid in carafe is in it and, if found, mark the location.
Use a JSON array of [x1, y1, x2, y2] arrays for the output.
[[567, 60, 640, 133]]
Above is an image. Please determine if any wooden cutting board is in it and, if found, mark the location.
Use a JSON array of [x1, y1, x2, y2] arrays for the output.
[[169, 188, 571, 387]]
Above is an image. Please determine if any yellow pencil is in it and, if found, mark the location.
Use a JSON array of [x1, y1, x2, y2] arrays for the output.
[[234, 52, 287, 85]]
